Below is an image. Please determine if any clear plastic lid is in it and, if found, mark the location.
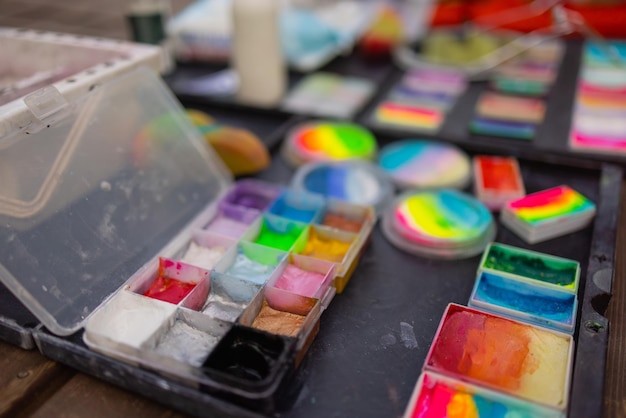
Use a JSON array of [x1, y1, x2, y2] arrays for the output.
[[0, 67, 232, 335]]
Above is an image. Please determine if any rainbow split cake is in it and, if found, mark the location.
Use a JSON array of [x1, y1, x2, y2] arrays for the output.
[[500, 185, 596, 244]]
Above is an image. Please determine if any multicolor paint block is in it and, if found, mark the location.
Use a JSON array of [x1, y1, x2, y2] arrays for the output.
[[381, 189, 495, 259], [282, 121, 377, 167], [500, 185, 596, 243], [370, 68, 466, 133], [281, 72, 375, 119], [403, 372, 564, 418], [569, 41, 626, 154], [425, 304, 573, 410], [378, 140, 471, 190]]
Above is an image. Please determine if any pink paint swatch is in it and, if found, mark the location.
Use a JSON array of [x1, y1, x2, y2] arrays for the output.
[[275, 264, 326, 298]]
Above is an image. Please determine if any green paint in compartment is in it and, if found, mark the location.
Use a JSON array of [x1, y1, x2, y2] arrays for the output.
[[253, 215, 308, 252], [479, 242, 580, 292]]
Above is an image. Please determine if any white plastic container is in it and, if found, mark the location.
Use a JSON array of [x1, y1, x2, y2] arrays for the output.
[[231, 0, 286, 106]]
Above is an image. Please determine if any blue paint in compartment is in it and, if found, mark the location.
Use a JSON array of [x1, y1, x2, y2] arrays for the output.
[[470, 271, 577, 333]]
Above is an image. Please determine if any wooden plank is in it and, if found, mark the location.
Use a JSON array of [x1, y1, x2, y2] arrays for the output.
[[0, 341, 74, 417], [29, 373, 189, 418], [605, 179, 626, 418]]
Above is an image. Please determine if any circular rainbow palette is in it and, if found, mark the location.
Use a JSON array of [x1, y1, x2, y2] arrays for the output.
[[282, 121, 377, 167], [382, 189, 495, 259], [378, 140, 471, 190], [291, 160, 394, 212]]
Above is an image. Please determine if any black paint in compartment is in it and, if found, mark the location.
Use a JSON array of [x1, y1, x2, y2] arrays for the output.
[[200, 325, 298, 414]]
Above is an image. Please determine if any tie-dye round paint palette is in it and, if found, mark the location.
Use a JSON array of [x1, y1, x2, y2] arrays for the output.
[[382, 189, 495, 259], [378, 140, 471, 190], [282, 121, 377, 167], [290, 160, 394, 213]]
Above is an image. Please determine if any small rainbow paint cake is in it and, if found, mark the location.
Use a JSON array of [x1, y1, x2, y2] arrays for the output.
[[381, 189, 495, 259], [282, 121, 377, 167], [378, 140, 471, 190], [403, 372, 564, 418], [501, 185, 596, 244]]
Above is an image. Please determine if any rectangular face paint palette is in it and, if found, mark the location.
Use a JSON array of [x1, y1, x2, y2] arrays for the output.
[[0, 68, 379, 416], [403, 372, 565, 418], [475, 93, 546, 124], [368, 67, 467, 133], [469, 271, 578, 333], [473, 155, 525, 210], [470, 92, 547, 139], [489, 40, 564, 97], [424, 304, 574, 410], [500, 185, 597, 244], [281, 72, 375, 119], [478, 243, 580, 293], [569, 41, 626, 155]]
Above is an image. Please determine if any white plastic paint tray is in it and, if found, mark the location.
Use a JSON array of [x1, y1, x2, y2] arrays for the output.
[[0, 65, 375, 414]]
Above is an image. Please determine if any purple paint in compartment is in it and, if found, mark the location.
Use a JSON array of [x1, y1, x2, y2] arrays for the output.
[[206, 204, 259, 239], [222, 179, 283, 212]]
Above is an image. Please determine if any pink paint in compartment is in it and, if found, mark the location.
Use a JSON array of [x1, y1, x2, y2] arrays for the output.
[[265, 254, 336, 317]]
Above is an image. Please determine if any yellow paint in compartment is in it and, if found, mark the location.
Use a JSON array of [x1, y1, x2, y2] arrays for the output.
[[298, 226, 360, 294], [301, 227, 353, 263]]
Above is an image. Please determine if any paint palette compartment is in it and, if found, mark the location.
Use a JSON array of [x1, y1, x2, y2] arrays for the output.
[[403, 371, 565, 418], [424, 304, 574, 411]]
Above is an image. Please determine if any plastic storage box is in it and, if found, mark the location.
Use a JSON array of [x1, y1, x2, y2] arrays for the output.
[[0, 66, 374, 415]]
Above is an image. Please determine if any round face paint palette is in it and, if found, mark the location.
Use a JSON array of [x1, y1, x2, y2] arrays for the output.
[[378, 140, 471, 190], [282, 121, 377, 167], [290, 160, 394, 212], [382, 189, 495, 259]]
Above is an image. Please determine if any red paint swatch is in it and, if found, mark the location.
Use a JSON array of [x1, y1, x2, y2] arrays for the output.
[[144, 276, 196, 304], [477, 156, 523, 192]]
